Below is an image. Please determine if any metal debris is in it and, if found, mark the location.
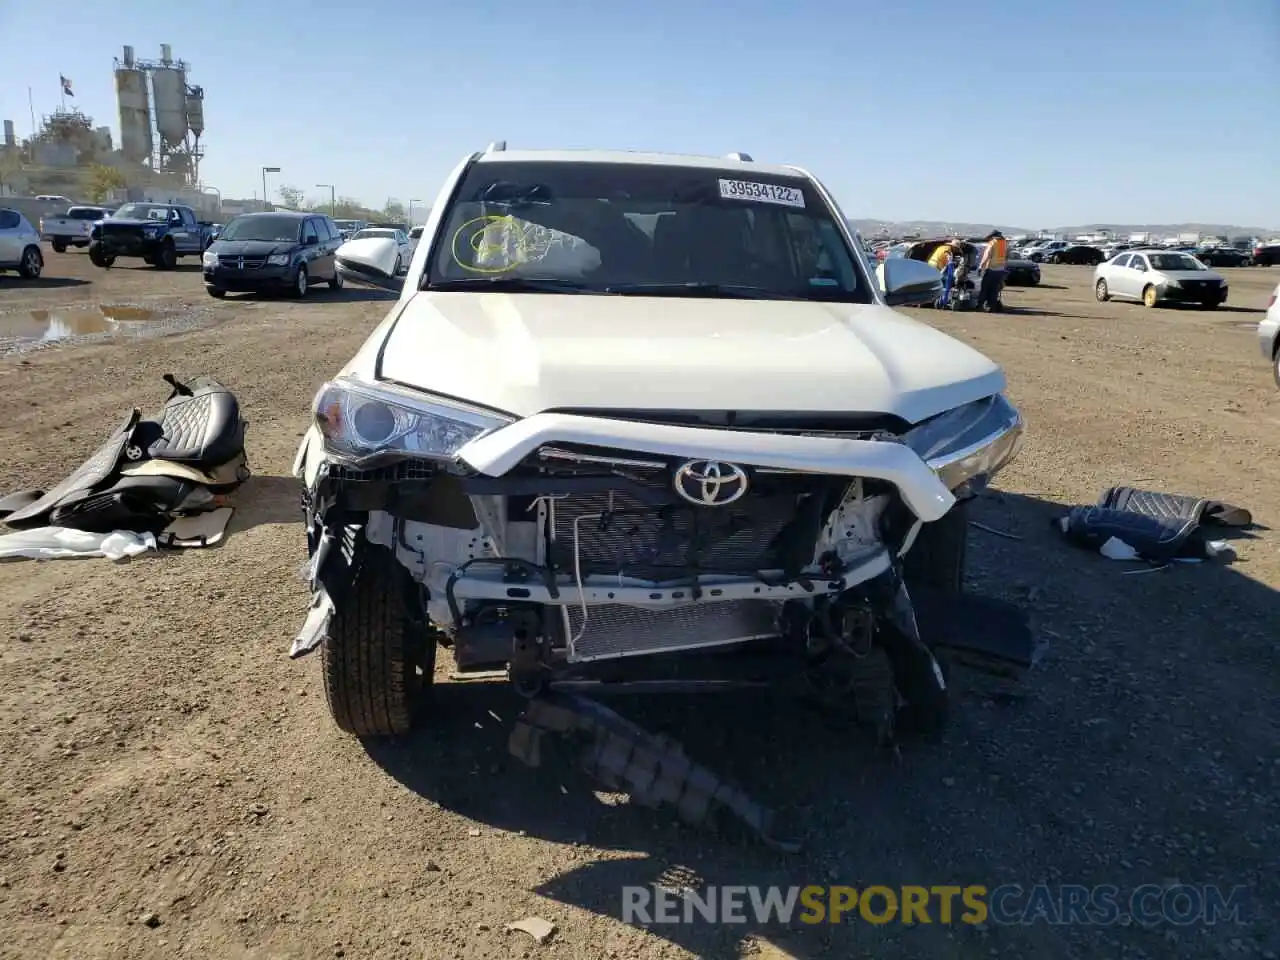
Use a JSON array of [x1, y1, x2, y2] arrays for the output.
[[508, 691, 801, 853]]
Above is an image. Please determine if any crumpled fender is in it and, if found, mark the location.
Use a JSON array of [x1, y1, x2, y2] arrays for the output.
[[292, 425, 326, 489]]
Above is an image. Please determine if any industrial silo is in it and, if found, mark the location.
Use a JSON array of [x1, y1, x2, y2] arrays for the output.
[[115, 45, 153, 163], [151, 48, 189, 148], [185, 86, 204, 139]]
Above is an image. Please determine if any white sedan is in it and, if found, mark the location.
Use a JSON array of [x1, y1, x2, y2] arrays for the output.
[[1092, 249, 1228, 309], [351, 227, 413, 274]]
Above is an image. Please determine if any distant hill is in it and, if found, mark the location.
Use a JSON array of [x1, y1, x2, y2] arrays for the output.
[[849, 219, 1028, 238], [1048, 222, 1278, 238], [849, 219, 1279, 239]]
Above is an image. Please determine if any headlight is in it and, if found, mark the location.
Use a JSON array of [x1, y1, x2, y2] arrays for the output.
[[313, 378, 514, 464], [902, 394, 1023, 492], [202, 250, 218, 266], [267, 254, 290, 266]]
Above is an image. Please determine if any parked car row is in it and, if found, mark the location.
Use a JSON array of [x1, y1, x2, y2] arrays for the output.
[[1012, 236, 1280, 268], [0, 203, 391, 298]]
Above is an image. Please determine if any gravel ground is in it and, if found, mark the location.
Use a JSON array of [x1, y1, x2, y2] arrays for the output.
[[1, 249, 1277, 960]]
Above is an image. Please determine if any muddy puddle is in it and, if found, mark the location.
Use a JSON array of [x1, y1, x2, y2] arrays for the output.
[[0, 303, 218, 354]]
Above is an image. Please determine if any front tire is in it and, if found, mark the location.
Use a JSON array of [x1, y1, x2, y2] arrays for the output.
[[206, 285, 227, 299], [1095, 278, 1109, 301], [902, 499, 968, 598], [321, 541, 430, 737], [290, 264, 309, 298], [155, 240, 177, 270], [88, 242, 114, 268], [1142, 285, 1159, 308], [329, 265, 344, 291], [51, 240, 67, 254], [18, 245, 43, 279]]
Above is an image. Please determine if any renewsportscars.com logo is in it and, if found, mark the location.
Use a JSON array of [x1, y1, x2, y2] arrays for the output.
[[622, 884, 1250, 927]]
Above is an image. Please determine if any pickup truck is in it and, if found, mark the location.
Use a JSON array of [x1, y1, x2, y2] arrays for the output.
[[88, 202, 216, 269], [41, 205, 114, 252]]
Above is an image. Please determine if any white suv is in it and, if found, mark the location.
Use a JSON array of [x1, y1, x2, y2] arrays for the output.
[[1258, 281, 1280, 387], [291, 145, 1028, 753]]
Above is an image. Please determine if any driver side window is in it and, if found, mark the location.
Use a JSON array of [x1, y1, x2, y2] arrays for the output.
[[302, 221, 319, 244]]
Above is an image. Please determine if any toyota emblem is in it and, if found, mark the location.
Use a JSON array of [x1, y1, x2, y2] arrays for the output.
[[673, 460, 749, 507]]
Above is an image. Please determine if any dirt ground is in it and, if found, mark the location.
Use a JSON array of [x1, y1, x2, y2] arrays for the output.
[[1, 249, 1277, 960]]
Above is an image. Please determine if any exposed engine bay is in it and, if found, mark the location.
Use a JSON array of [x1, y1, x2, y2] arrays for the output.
[[295, 431, 1036, 748]]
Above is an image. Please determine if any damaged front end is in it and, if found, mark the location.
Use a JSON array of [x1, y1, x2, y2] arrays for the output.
[[291, 378, 1034, 842]]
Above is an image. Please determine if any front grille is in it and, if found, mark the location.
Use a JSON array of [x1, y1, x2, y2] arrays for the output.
[[565, 598, 780, 661], [543, 464, 846, 582], [218, 255, 267, 269], [102, 223, 147, 236]]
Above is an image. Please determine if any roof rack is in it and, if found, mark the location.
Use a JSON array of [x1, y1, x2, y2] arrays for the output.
[[485, 141, 507, 153], [723, 152, 753, 162]]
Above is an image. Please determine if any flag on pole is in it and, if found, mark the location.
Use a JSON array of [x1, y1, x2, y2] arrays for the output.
[[60, 75, 74, 97]]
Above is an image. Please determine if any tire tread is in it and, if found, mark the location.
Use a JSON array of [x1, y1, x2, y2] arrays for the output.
[[321, 543, 412, 737]]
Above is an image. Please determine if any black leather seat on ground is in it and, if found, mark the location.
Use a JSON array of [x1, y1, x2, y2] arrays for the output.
[[0, 375, 249, 533], [127, 375, 245, 469]]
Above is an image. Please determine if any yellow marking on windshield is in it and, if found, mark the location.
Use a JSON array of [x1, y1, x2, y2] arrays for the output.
[[450, 214, 552, 274]]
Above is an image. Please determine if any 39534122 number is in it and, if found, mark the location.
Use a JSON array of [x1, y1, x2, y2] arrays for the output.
[[717, 178, 806, 209]]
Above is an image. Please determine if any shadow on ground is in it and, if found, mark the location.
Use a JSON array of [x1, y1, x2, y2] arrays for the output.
[[223, 286, 397, 304], [365, 489, 1279, 960], [0, 277, 90, 290]]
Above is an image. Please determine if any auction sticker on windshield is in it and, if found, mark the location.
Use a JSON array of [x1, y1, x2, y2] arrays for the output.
[[718, 179, 806, 208]]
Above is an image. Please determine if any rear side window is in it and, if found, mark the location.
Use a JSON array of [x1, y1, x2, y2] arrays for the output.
[[0, 209, 19, 229]]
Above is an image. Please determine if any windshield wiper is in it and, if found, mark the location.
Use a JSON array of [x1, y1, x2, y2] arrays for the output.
[[426, 277, 594, 294], [603, 282, 795, 300]]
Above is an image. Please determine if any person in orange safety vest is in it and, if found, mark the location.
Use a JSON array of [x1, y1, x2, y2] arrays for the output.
[[978, 230, 1008, 311]]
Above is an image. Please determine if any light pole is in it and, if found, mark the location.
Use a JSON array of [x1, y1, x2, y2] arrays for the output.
[[408, 198, 423, 225], [261, 166, 280, 210], [316, 184, 335, 215]]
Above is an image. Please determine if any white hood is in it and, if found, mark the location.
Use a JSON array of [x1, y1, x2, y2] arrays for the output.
[[374, 292, 1005, 424]]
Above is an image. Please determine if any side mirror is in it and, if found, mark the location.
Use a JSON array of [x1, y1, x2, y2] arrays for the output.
[[335, 237, 405, 291], [879, 257, 943, 307], [304, 234, 319, 246]]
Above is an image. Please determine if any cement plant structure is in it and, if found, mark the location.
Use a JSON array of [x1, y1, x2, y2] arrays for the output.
[[114, 44, 205, 187]]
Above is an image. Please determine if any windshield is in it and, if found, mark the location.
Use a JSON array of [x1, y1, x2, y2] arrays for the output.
[[1149, 253, 1204, 271], [427, 160, 873, 302], [113, 203, 170, 221], [334, 220, 359, 230], [355, 228, 396, 240], [218, 215, 302, 242]]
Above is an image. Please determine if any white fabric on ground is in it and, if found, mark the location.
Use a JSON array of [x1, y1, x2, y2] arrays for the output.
[[0, 527, 156, 561]]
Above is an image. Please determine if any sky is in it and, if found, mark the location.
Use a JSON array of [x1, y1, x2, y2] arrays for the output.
[[2, 0, 1277, 229]]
